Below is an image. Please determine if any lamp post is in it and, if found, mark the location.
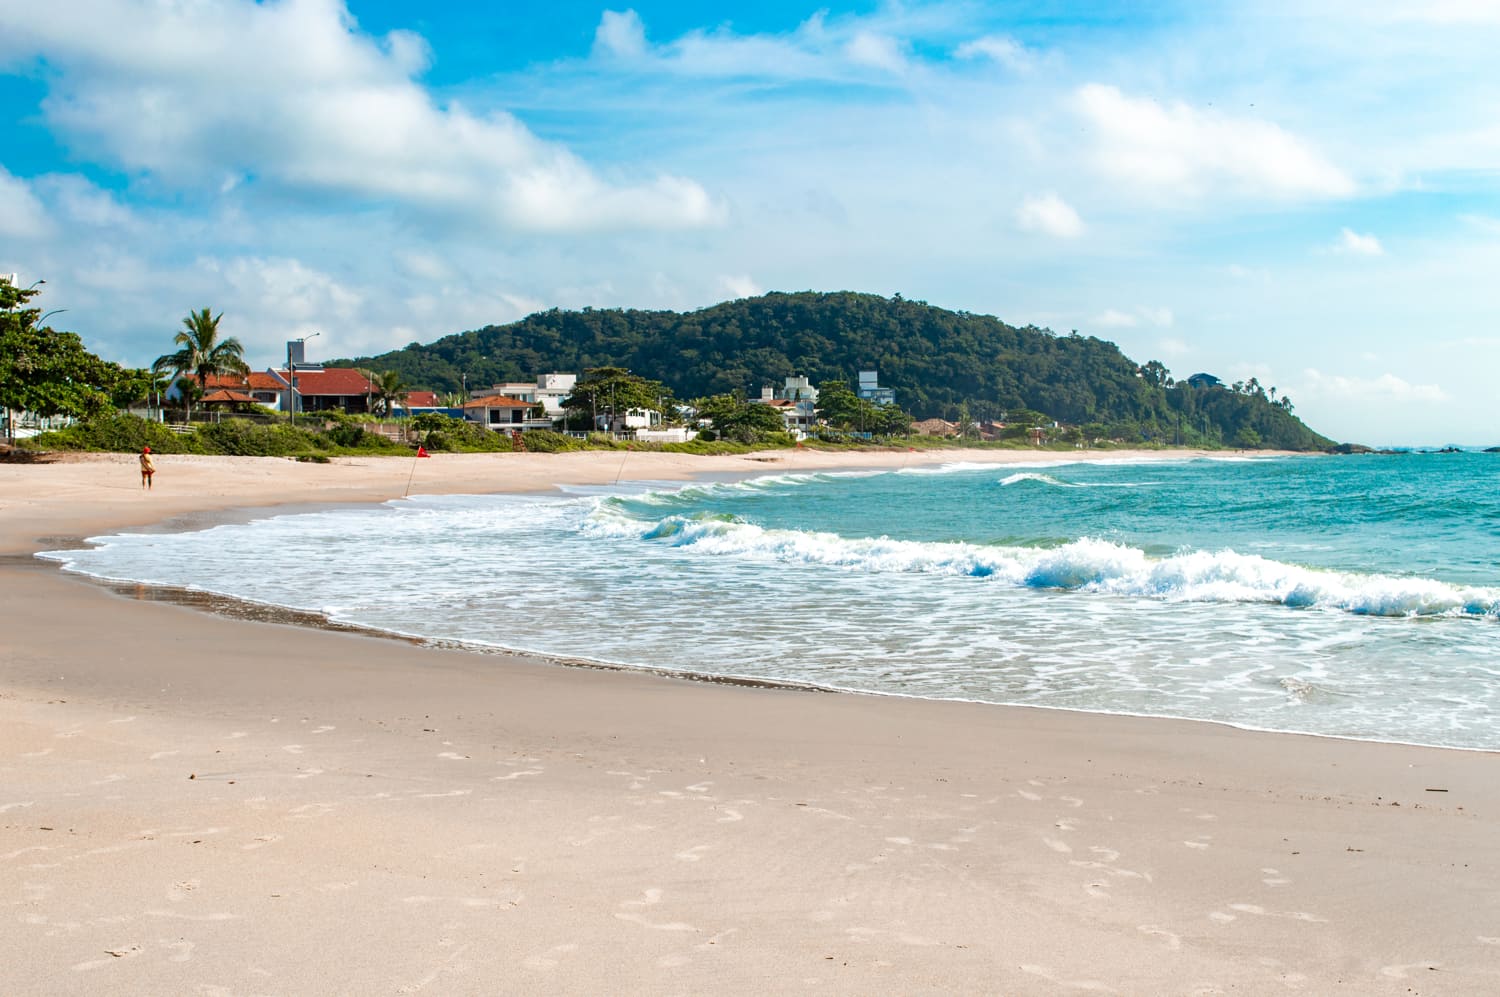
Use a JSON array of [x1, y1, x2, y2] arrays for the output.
[[287, 331, 320, 424], [37, 309, 67, 326]]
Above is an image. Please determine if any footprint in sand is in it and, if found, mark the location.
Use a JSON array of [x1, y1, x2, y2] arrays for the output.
[[615, 888, 696, 932], [1017, 789, 1043, 801], [166, 879, 199, 902], [1019, 963, 1116, 993], [0, 801, 34, 814], [1042, 837, 1073, 854], [1227, 903, 1325, 923], [1261, 867, 1291, 886], [159, 938, 194, 963], [282, 744, 304, 754], [1184, 837, 1212, 850], [675, 845, 711, 862], [491, 769, 542, 781], [1381, 962, 1440, 979], [1138, 925, 1182, 950]]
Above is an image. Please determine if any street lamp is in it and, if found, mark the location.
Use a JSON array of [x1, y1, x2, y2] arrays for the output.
[[287, 331, 320, 424], [37, 309, 67, 326]]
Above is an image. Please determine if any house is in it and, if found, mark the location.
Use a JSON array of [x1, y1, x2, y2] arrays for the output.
[[463, 394, 536, 430], [476, 373, 577, 421], [271, 367, 377, 414], [856, 370, 896, 407], [1185, 373, 1223, 389], [392, 391, 459, 418], [201, 371, 287, 409], [912, 418, 957, 437], [749, 376, 820, 437]]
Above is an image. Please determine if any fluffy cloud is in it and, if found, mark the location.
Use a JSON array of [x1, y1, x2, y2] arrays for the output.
[[1075, 84, 1355, 199], [3, 0, 718, 234], [0, 168, 50, 238], [718, 274, 762, 299], [1300, 369, 1448, 403], [1094, 306, 1174, 328], [1016, 193, 1084, 238], [954, 34, 1033, 72], [1337, 228, 1384, 255]]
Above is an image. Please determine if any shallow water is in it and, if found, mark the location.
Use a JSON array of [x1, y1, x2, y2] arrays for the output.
[[40, 452, 1500, 750]]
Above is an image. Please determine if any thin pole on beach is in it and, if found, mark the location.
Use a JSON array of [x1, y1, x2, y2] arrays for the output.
[[613, 445, 629, 486], [403, 452, 420, 498]]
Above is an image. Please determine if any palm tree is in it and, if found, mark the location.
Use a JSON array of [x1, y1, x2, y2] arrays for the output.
[[368, 369, 409, 417], [152, 308, 249, 421]]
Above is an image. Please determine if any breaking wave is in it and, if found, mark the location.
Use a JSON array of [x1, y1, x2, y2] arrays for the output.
[[585, 505, 1500, 619]]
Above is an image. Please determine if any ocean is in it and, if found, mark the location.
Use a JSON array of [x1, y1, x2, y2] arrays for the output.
[[39, 452, 1500, 751]]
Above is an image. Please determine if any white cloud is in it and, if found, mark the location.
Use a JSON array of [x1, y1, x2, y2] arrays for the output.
[[1016, 193, 1084, 238], [1337, 228, 1384, 255], [0, 168, 50, 238], [718, 274, 762, 299], [1095, 305, 1173, 329], [5, 0, 718, 234], [594, 9, 648, 59], [1139, 306, 1174, 327], [1156, 337, 1190, 357], [954, 34, 1033, 71], [1094, 309, 1137, 327], [1074, 84, 1355, 199], [1300, 369, 1448, 403], [844, 32, 907, 73]]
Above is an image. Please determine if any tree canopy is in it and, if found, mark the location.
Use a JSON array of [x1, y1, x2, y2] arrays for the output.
[[152, 308, 249, 419], [339, 291, 1333, 449], [1, 279, 125, 424]]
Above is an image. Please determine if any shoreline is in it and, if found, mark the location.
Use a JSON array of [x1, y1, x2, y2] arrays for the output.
[[36, 557, 1500, 758], [3, 448, 1497, 994]]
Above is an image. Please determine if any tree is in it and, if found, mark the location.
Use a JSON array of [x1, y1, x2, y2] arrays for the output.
[[957, 401, 976, 440], [366, 369, 410, 416], [694, 393, 788, 442], [562, 367, 673, 429], [152, 308, 249, 421], [0, 278, 125, 436]]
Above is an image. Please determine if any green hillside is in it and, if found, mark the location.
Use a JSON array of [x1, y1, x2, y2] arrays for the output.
[[341, 291, 1334, 450]]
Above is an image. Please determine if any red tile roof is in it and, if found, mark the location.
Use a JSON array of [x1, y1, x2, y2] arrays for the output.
[[464, 395, 534, 409], [201, 389, 258, 404], [404, 391, 441, 407], [276, 368, 374, 396]]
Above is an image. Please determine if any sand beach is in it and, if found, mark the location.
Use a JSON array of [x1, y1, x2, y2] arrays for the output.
[[1, 448, 1496, 995]]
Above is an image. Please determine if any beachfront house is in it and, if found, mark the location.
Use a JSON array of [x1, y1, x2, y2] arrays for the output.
[[270, 367, 377, 415], [750, 375, 821, 438], [856, 370, 896, 407], [474, 374, 577, 421], [463, 394, 538, 430]]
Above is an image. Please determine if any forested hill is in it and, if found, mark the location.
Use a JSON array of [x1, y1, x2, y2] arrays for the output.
[[344, 291, 1334, 450]]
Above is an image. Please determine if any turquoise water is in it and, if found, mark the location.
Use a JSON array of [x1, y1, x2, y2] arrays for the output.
[[40, 453, 1500, 750]]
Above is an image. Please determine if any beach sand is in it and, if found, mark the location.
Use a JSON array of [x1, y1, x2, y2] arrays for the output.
[[1, 448, 1496, 995]]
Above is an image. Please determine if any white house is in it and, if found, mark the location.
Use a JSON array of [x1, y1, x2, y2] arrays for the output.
[[477, 373, 577, 420]]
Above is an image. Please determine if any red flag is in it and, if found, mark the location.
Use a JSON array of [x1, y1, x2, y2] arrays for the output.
[[416, 446, 430, 458]]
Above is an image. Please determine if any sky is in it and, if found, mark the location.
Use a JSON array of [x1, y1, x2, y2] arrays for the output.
[[2, 1, 1499, 445]]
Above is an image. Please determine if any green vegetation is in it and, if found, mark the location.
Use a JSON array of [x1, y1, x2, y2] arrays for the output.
[[151, 308, 249, 421], [30, 413, 407, 458], [1, 279, 130, 427], [560, 366, 676, 430], [340, 291, 1333, 450]]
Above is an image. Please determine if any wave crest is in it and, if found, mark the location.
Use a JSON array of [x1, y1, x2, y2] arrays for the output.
[[584, 508, 1500, 619]]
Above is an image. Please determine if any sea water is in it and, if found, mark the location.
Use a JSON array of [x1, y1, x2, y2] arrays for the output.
[[38, 453, 1500, 750]]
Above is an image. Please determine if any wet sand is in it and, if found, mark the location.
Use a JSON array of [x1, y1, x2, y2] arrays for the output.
[[1, 449, 1496, 995]]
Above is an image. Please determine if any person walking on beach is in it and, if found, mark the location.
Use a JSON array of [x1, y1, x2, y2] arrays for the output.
[[139, 446, 155, 490]]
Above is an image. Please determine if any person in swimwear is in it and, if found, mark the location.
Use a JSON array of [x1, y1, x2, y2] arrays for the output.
[[139, 446, 155, 490]]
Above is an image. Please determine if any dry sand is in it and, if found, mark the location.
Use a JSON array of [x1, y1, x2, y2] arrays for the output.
[[1, 448, 1496, 995]]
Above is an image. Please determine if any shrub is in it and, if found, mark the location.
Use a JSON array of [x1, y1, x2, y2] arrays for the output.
[[28, 413, 192, 453], [519, 430, 584, 453]]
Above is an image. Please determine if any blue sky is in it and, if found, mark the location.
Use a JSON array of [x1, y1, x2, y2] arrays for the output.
[[3, 0, 1499, 445]]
